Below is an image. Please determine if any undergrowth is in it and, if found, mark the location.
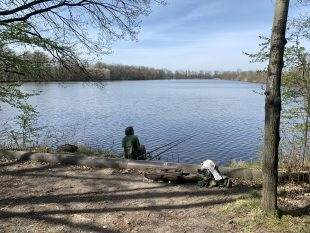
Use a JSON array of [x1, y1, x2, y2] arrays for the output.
[[221, 190, 309, 233], [1, 144, 119, 158], [229, 155, 310, 173]]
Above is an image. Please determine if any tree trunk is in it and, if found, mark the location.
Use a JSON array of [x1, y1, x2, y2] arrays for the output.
[[302, 109, 309, 163], [262, 0, 290, 213]]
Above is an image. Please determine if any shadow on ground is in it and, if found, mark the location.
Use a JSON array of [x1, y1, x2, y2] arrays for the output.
[[0, 159, 307, 232]]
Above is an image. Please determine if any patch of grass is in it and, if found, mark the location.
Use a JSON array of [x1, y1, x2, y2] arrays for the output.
[[228, 160, 261, 170], [2, 144, 120, 159], [277, 189, 288, 197], [229, 156, 310, 174], [249, 190, 261, 198], [221, 194, 309, 233], [76, 144, 118, 158], [30, 146, 51, 153], [279, 155, 310, 173], [2, 145, 52, 153]]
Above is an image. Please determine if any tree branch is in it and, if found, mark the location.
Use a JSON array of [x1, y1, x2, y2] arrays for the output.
[[0, 0, 53, 16], [0, 0, 88, 23]]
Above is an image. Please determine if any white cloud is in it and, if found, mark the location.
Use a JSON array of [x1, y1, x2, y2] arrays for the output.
[[100, 0, 309, 71]]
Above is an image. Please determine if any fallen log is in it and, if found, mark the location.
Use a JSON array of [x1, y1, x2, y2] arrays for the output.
[[0, 150, 263, 181], [2, 150, 306, 183], [144, 169, 199, 183], [0, 150, 199, 171]]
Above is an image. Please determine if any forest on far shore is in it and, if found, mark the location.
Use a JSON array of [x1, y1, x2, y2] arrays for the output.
[[0, 51, 266, 83]]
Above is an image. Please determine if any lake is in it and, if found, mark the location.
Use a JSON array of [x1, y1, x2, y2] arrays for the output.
[[1, 79, 265, 165]]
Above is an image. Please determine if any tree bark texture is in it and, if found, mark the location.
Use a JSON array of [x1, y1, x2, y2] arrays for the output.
[[262, 0, 290, 213], [302, 107, 309, 163]]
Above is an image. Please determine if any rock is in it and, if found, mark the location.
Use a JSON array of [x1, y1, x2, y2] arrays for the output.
[[57, 144, 78, 153], [99, 168, 115, 175], [228, 220, 234, 224]]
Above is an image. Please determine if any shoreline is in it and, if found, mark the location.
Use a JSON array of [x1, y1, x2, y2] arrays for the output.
[[1, 150, 309, 183], [0, 78, 265, 85]]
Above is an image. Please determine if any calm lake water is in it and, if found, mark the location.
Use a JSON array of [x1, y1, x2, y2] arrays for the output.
[[1, 80, 265, 165]]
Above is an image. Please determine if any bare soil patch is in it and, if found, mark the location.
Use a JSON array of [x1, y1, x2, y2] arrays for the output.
[[0, 157, 308, 233]]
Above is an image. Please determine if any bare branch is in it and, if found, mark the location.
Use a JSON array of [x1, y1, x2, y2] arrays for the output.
[[0, 0, 53, 16]]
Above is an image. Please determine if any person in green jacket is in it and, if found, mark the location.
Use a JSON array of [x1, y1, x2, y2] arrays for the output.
[[122, 126, 146, 160]]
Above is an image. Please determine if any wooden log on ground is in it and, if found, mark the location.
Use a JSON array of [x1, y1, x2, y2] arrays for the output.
[[0, 150, 200, 171], [0, 150, 261, 181], [4, 150, 306, 182], [145, 169, 199, 183]]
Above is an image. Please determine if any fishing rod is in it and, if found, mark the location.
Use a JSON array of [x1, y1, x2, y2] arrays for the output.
[[147, 137, 187, 154], [149, 132, 199, 160], [147, 131, 201, 154]]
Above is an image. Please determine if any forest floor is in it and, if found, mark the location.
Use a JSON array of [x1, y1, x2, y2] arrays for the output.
[[0, 157, 309, 233]]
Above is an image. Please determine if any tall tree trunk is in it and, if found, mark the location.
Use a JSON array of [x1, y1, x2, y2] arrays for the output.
[[262, 0, 290, 213], [302, 107, 309, 163], [300, 50, 309, 164]]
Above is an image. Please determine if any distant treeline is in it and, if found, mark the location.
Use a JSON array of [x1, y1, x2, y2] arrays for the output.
[[102, 63, 214, 80], [213, 70, 265, 83], [0, 51, 266, 83], [101, 64, 266, 83]]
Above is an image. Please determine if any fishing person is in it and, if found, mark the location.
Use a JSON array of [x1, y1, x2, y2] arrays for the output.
[[122, 126, 146, 160]]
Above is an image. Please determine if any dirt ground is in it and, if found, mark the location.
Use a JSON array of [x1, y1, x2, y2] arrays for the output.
[[0, 157, 308, 233]]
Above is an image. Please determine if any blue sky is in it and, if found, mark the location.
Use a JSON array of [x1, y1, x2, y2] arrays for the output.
[[103, 0, 309, 71]]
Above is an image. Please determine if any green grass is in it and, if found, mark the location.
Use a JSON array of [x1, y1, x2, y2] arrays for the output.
[[228, 159, 262, 170], [75, 144, 118, 158], [7, 144, 120, 159], [221, 193, 309, 233], [228, 156, 310, 174]]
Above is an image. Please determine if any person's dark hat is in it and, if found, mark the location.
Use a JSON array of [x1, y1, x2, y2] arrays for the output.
[[125, 126, 134, 136]]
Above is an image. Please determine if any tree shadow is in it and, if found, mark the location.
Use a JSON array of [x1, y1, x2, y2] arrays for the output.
[[0, 183, 255, 207], [0, 197, 236, 219], [0, 159, 20, 168], [0, 167, 244, 232], [279, 204, 310, 217], [0, 162, 259, 232], [0, 164, 65, 175], [0, 210, 121, 233], [0, 198, 237, 232], [4, 171, 145, 182]]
